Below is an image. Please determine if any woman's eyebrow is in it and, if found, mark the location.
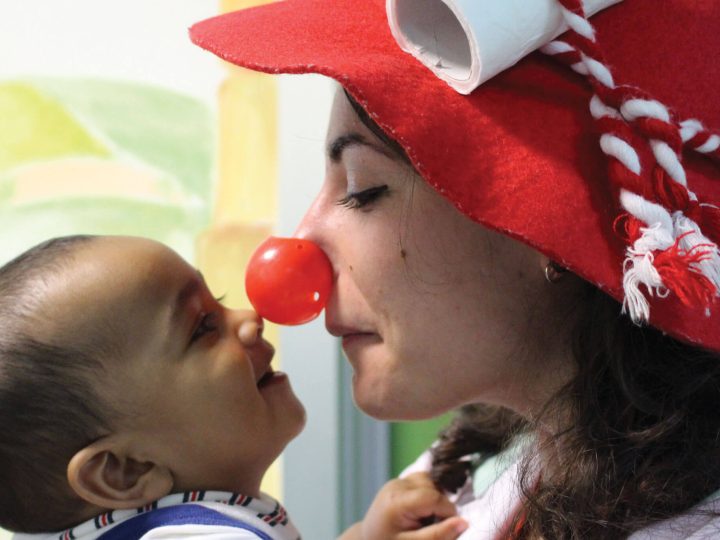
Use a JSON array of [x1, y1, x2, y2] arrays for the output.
[[327, 132, 396, 163]]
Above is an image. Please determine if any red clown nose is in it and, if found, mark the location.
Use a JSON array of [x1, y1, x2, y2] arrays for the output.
[[245, 237, 333, 326]]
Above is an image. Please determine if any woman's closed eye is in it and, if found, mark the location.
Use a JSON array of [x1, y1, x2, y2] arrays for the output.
[[190, 311, 221, 343], [336, 185, 389, 210]]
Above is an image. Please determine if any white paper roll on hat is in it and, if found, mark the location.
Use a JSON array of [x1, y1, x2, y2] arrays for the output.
[[386, 0, 622, 94]]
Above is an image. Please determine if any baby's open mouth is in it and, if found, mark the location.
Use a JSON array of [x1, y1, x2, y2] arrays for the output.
[[257, 368, 275, 388]]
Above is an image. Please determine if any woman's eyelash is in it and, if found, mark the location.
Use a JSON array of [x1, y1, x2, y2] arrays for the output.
[[190, 311, 220, 343], [336, 185, 389, 209]]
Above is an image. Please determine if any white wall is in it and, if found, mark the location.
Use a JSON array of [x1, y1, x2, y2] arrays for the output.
[[277, 74, 344, 539], [277, 75, 391, 538], [0, 0, 222, 102]]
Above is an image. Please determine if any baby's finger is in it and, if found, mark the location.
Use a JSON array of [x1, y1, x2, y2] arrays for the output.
[[397, 516, 468, 540], [402, 472, 439, 489], [400, 486, 458, 521]]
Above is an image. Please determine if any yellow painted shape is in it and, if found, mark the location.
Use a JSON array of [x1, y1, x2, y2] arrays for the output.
[[196, 223, 272, 309], [0, 82, 109, 173], [221, 0, 277, 14], [215, 73, 277, 225]]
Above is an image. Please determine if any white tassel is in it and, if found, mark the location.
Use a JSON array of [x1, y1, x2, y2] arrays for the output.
[[672, 212, 720, 292], [620, 190, 674, 245], [630, 222, 675, 255], [622, 252, 664, 323]]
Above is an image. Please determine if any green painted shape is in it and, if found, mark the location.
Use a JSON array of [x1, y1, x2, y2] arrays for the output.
[[33, 78, 214, 200], [391, 413, 453, 477], [0, 82, 109, 173], [0, 197, 206, 266]]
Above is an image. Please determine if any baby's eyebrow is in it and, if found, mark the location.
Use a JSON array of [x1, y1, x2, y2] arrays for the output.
[[170, 273, 203, 326]]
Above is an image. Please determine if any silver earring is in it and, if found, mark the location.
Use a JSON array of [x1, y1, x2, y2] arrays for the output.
[[544, 261, 567, 283]]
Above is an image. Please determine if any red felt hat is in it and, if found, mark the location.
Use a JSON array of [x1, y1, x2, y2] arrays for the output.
[[190, 0, 720, 352]]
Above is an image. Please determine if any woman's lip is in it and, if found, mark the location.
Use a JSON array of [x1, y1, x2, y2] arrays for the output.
[[341, 332, 377, 348], [326, 321, 375, 338]]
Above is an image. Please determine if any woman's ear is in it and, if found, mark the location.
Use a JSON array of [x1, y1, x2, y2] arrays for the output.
[[67, 436, 173, 509]]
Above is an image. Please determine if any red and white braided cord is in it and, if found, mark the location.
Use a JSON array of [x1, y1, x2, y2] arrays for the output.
[[540, 0, 720, 322]]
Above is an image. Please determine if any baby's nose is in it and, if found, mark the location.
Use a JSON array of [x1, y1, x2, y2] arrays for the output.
[[238, 314, 263, 347]]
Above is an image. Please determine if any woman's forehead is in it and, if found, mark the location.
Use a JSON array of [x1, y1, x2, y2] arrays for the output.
[[326, 89, 367, 137], [326, 89, 414, 169]]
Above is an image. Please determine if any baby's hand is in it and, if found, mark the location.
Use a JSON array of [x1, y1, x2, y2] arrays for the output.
[[359, 472, 468, 540]]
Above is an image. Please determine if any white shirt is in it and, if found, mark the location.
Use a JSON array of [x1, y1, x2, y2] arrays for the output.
[[403, 440, 720, 539]]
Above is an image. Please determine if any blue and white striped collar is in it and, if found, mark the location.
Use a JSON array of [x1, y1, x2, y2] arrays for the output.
[[12, 490, 293, 540]]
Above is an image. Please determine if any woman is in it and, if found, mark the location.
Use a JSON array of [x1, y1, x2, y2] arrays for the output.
[[191, 0, 720, 537]]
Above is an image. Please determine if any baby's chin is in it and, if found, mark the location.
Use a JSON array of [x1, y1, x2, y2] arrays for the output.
[[287, 398, 307, 438], [269, 392, 307, 452]]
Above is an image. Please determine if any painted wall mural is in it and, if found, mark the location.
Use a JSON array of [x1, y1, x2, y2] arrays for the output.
[[0, 2, 446, 537], [0, 2, 281, 537], [0, 78, 213, 264]]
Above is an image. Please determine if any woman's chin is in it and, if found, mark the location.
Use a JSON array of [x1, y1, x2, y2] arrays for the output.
[[352, 378, 446, 421], [351, 378, 395, 419]]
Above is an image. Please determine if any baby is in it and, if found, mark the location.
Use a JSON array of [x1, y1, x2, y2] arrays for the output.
[[0, 235, 466, 540]]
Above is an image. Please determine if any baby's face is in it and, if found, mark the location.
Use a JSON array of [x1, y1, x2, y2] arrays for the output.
[[37, 236, 306, 495]]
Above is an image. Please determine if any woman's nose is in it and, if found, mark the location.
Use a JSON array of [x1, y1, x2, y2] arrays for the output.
[[293, 191, 326, 244], [293, 194, 339, 273]]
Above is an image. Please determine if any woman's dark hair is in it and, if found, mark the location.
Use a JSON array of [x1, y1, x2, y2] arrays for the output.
[[0, 235, 115, 533], [344, 87, 720, 538], [431, 282, 720, 539]]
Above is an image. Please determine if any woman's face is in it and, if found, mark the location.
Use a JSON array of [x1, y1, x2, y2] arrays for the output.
[[296, 88, 574, 421]]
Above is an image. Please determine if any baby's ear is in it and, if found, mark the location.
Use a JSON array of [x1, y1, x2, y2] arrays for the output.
[[67, 436, 173, 509]]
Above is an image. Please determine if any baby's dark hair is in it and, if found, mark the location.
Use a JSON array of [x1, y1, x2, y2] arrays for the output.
[[0, 235, 116, 533]]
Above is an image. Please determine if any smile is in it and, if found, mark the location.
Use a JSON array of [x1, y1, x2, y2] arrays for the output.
[[257, 367, 288, 390]]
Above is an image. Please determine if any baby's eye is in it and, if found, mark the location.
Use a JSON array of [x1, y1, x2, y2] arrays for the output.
[[190, 311, 220, 343], [336, 185, 389, 210]]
